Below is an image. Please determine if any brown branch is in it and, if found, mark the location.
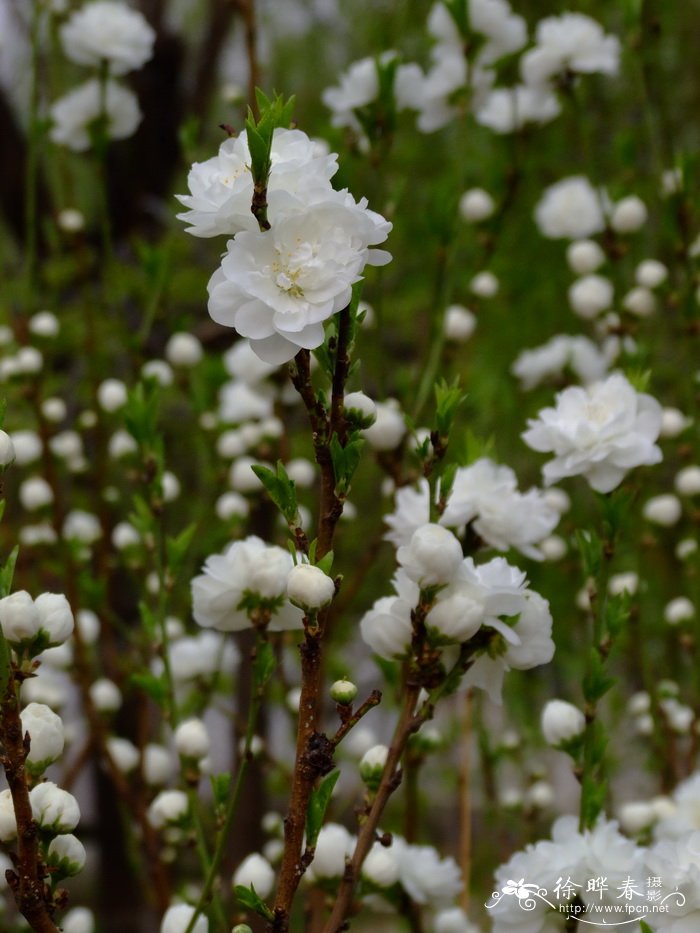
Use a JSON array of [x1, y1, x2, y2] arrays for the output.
[[0, 673, 59, 932]]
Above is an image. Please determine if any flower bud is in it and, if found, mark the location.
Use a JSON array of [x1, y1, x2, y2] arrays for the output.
[[143, 743, 176, 785], [541, 699, 585, 747], [286, 564, 335, 610], [20, 476, 54, 511], [57, 208, 86, 233], [675, 465, 700, 496], [469, 270, 499, 297], [566, 239, 605, 275], [443, 305, 476, 342], [0, 430, 15, 467], [60, 907, 94, 933], [359, 744, 388, 789], [97, 378, 128, 412], [90, 678, 122, 713], [635, 259, 667, 288], [618, 801, 656, 835], [458, 187, 494, 222], [643, 494, 682, 527], [232, 927, 253, 933], [568, 274, 613, 319], [161, 904, 208, 933], [330, 678, 357, 705], [233, 852, 275, 899], [434, 907, 479, 933], [165, 333, 203, 368], [623, 286, 655, 317], [106, 737, 140, 773], [30, 782, 80, 833], [0, 789, 17, 842], [660, 407, 692, 438], [397, 523, 463, 587], [35, 593, 74, 646], [0, 591, 41, 644], [362, 400, 406, 451], [47, 833, 86, 877], [307, 823, 354, 880], [21, 702, 65, 775], [362, 841, 399, 887], [174, 718, 210, 760], [611, 195, 647, 233], [148, 790, 189, 829], [343, 391, 377, 428], [664, 597, 694, 625]]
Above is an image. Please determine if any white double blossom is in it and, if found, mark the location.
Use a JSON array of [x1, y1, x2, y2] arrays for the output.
[[50, 79, 141, 151], [522, 372, 663, 493], [60, 0, 156, 75], [534, 176, 605, 240], [521, 12, 620, 87], [191, 536, 303, 632]]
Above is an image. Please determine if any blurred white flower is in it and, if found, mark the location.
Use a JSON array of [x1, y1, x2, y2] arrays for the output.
[[511, 334, 609, 390], [60, 0, 155, 74], [534, 176, 605, 240], [522, 373, 663, 493], [475, 85, 560, 133], [521, 12, 620, 86], [50, 79, 141, 152]]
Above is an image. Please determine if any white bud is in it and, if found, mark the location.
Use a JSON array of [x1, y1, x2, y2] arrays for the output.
[[0, 591, 40, 643], [215, 491, 250, 521], [566, 239, 605, 275], [540, 535, 567, 561], [90, 678, 122, 713], [35, 593, 74, 646], [76, 609, 100, 644], [344, 391, 377, 428], [543, 487, 571, 513], [285, 458, 316, 488], [174, 718, 210, 760], [142, 360, 174, 387], [10, 430, 41, 465], [106, 737, 140, 772], [443, 305, 476, 342], [618, 801, 656, 835], [634, 714, 654, 736], [286, 564, 335, 610], [307, 823, 354, 880], [608, 572, 638, 597], [30, 782, 80, 833], [635, 259, 667, 288], [361, 842, 399, 887], [664, 597, 694, 625], [362, 399, 406, 451], [97, 379, 128, 412], [21, 702, 65, 774], [63, 509, 102, 543], [611, 195, 648, 233], [229, 456, 267, 493], [469, 270, 499, 297], [525, 780, 554, 810], [660, 407, 692, 438], [232, 853, 275, 899], [16, 346, 43, 374], [41, 397, 67, 422], [112, 521, 141, 550], [161, 904, 208, 933], [359, 744, 388, 786], [458, 187, 495, 222], [541, 699, 585, 746], [627, 691, 650, 715], [49, 431, 82, 460], [426, 592, 483, 643], [434, 907, 479, 933], [108, 429, 138, 458], [568, 274, 613, 318], [47, 833, 86, 876], [57, 208, 86, 233], [148, 790, 189, 829], [643, 494, 682, 527], [397, 524, 463, 586], [0, 430, 15, 468], [675, 465, 700, 496], [330, 679, 358, 705], [676, 538, 697, 560], [20, 476, 54, 511], [164, 333, 203, 368], [623, 286, 655, 317], [143, 744, 176, 785], [0, 789, 17, 842], [162, 471, 180, 502]]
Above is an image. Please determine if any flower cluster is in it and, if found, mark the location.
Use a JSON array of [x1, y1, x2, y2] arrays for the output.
[[361, 523, 554, 702], [177, 128, 391, 362]]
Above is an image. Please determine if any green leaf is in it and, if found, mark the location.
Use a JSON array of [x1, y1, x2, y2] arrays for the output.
[[582, 650, 615, 703], [210, 772, 231, 810], [580, 772, 607, 828], [434, 377, 467, 440], [316, 550, 334, 575], [329, 432, 365, 495], [0, 545, 19, 598], [234, 885, 274, 922], [131, 672, 168, 706], [124, 381, 160, 445], [253, 641, 275, 691], [251, 461, 299, 524], [305, 769, 340, 849], [639, 922, 655, 933], [605, 591, 631, 639], [575, 530, 602, 580], [166, 523, 197, 572]]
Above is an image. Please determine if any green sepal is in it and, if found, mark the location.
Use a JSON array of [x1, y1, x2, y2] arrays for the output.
[[234, 885, 274, 922]]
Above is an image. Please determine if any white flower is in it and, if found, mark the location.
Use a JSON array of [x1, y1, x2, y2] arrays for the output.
[[636, 259, 668, 288], [392, 836, 462, 907], [511, 334, 609, 390], [30, 782, 80, 833], [168, 631, 239, 683], [665, 597, 694, 625], [475, 85, 560, 134], [160, 904, 208, 933], [541, 699, 585, 746], [434, 907, 480, 933], [60, 0, 155, 74], [192, 536, 303, 632], [223, 339, 279, 384], [362, 841, 400, 887], [567, 238, 606, 274], [233, 853, 275, 899], [176, 128, 338, 239], [568, 274, 613, 319], [397, 523, 463, 587], [286, 564, 335, 610], [522, 373, 663, 493], [174, 718, 210, 760], [306, 823, 354, 880], [623, 286, 656, 317], [444, 304, 477, 341], [148, 790, 189, 829], [360, 571, 417, 660], [97, 378, 128, 412], [521, 13, 620, 86], [208, 188, 391, 364], [21, 702, 65, 773], [50, 79, 141, 152], [62, 510, 102, 544], [534, 176, 605, 240]]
